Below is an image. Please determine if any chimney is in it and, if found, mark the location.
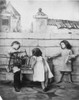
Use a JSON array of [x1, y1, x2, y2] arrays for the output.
[[33, 8, 48, 34]]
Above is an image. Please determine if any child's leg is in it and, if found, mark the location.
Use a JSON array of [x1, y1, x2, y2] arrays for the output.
[[45, 79, 48, 88], [58, 72, 64, 83], [41, 82, 49, 92], [69, 72, 73, 83], [14, 71, 21, 92], [41, 82, 45, 90], [44, 72, 48, 88]]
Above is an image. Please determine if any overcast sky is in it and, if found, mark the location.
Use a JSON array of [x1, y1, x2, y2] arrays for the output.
[[7, 0, 79, 30]]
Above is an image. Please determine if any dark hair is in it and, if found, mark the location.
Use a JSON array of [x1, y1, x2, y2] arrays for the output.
[[60, 40, 72, 49], [32, 48, 42, 57], [11, 41, 20, 49]]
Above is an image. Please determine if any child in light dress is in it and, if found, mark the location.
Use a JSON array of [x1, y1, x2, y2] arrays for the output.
[[31, 48, 53, 92], [52, 40, 76, 83]]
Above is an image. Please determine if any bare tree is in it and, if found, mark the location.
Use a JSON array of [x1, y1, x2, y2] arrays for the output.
[[0, 0, 6, 13]]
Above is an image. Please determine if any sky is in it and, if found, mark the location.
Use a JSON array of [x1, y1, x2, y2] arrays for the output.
[[6, 0, 79, 30]]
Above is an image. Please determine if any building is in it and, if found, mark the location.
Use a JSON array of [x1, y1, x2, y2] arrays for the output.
[[33, 8, 79, 34], [0, 2, 21, 32]]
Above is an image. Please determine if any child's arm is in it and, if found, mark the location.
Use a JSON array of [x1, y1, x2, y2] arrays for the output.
[[30, 56, 37, 69], [65, 50, 76, 64], [46, 53, 61, 60], [69, 50, 77, 59]]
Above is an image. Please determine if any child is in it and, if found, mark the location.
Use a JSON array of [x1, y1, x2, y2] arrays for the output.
[[31, 48, 53, 92], [52, 40, 76, 83], [8, 41, 22, 92]]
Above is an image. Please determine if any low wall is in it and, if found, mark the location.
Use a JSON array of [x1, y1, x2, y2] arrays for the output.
[[0, 32, 79, 83]]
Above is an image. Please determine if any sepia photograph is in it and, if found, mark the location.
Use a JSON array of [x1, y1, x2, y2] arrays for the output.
[[0, 0, 79, 100]]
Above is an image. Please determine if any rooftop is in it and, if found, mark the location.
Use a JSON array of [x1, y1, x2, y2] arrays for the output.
[[48, 19, 79, 29]]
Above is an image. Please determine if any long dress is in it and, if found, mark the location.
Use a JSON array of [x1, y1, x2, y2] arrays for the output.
[[32, 56, 53, 82], [53, 48, 75, 82], [59, 49, 72, 71]]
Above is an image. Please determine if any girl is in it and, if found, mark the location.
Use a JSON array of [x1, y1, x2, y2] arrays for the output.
[[31, 48, 53, 92], [52, 40, 76, 83]]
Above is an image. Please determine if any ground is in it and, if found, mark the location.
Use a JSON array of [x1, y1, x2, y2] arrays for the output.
[[0, 81, 79, 100]]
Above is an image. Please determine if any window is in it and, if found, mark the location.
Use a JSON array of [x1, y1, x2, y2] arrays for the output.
[[2, 19, 9, 25]]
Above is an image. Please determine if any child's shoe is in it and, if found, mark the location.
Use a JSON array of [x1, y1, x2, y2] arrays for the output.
[[43, 87, 49, 92], [15, 87, 20, 92]]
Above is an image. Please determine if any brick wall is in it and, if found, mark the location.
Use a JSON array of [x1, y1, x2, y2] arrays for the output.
[[0, 32, 79, 83]]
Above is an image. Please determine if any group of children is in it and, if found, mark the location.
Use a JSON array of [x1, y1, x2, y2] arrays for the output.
[[8, 40, 76, 92]]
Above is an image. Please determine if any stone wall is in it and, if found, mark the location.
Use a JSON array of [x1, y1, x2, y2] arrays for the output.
[[0, 32, 79, 83]]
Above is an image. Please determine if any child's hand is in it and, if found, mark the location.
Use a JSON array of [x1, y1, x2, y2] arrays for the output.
[[65, 56, 71, 64], [75, 54, 79, 58], [6, 66, 10, 72]]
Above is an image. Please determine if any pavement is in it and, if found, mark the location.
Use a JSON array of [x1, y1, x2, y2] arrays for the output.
[[0, 81, 79, 100]]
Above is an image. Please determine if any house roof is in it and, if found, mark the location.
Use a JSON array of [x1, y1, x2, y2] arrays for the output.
[[6, 2, 20, 16], [48, 19, 79, 29], [1, 1, 20, 17]]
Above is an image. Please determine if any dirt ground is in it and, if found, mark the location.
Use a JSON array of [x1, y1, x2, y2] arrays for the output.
[[0, 81, 79, 100]]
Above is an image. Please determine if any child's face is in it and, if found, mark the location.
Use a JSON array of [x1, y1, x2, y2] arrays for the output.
[[12, 43, 20, 50], [60, 42, 66, 49]]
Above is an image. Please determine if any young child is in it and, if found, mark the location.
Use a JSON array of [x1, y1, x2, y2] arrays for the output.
[[31, 48, 53, 92], [8, 41, 22, 92], [52, 40, 76, 83]]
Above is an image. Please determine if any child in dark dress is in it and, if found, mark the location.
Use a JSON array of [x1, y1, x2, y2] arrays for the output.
[[8, 41, 22, 92]]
